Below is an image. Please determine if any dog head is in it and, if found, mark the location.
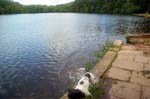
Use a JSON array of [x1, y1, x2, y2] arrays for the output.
[[68, 89, 85, 99]]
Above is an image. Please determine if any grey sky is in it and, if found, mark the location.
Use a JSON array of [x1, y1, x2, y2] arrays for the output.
[[13, 0, 74, 5]]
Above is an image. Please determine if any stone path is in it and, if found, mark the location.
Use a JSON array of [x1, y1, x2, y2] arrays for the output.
[[103, 44, 150, 99]]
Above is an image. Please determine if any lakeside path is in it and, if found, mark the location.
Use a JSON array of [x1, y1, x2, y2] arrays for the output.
[[100, 41, 150, 99]]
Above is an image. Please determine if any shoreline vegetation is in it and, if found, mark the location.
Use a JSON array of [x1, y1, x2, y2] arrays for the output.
[[134, 13, 150, 17], [0, 0, 149, 15], [84, 40, 113, 99], [85, 40, 112, 72]]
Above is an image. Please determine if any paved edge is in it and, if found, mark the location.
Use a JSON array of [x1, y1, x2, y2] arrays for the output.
[[60, 40, 122, 99]]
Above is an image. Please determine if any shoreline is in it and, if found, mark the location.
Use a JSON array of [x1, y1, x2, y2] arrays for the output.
[[133, 13, 150, 18], [60, 40, 122, 99]]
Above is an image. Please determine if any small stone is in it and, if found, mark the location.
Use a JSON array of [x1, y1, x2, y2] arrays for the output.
[[109, 95, 122, 99]]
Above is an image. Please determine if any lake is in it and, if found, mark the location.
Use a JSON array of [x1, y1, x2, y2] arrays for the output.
[[0, 13, 149, 99]]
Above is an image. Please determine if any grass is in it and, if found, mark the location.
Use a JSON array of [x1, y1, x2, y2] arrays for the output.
[[94, 40, 112, 59], [84, 61, 94, 72], [85, 82, 104, 99], [84, 40, 112, 72]]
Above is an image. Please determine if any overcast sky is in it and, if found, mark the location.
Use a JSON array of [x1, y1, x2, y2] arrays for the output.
[[13, 0, 74, 5]]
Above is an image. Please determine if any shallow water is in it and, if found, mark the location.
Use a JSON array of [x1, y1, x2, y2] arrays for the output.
[[0, 13, 149, 99]]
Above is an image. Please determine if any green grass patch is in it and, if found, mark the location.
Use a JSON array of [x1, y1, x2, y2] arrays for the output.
[[85, 84, 103, 99], [94, 40, 113, 59], [84, 61, 94, 72]]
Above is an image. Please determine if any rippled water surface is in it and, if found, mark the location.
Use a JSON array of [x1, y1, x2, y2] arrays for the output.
[[0, 13, 149, 99]]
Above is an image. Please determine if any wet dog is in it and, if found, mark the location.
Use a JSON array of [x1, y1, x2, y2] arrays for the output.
[[68, 72, 95, 99]]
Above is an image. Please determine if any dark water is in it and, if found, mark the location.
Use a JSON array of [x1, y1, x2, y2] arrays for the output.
[[0, 13, 149, 99]]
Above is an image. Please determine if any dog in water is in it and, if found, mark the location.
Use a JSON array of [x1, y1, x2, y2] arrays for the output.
[[68, 72, 96, 99]]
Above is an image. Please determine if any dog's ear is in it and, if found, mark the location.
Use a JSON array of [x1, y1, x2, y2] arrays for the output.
[[84, 72, 95, 84], [84, 73, 91, 79]]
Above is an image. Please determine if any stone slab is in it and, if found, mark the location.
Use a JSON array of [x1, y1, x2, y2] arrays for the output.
[[122, 45, 136, 50], [116, 54, 134, 62], [109, 81, 141, 99], [141, 86, 150, 99], [148, 57, 150, 64], [144, 64, 150, 70], [130, 71, 150, 86], [113, 59, 144, 71], [134, 55, 149, 64], [91, 63, 108, 78], [113, 40, 122, 47], [91, 51, 116, 78], [99, 51, 117, 66], [109, 47, 120, 52], [109, 95, 122, 99], [143, 64, 150, 80], [106, 67, 131, 81], [118, 50, 143, 56]]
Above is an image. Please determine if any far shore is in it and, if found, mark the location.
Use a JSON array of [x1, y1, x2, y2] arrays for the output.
[[134, 13, 150, 18]]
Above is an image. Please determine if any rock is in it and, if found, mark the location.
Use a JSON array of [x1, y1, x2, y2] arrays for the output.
[[130, 71, 150, 86], [113, 40, 122, 47], [106, 67, 131, 81], [109, 81, 141, 99]]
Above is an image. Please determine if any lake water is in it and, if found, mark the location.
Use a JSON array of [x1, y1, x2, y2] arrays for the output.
[[0, 13, 149, 99]]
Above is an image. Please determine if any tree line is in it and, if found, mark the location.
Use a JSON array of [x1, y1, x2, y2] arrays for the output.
[[0, 0, 149, 14], [72, 0, 149, 14]]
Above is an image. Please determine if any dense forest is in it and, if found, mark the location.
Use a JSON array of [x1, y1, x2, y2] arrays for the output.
[[0, 0, 149, 14]]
